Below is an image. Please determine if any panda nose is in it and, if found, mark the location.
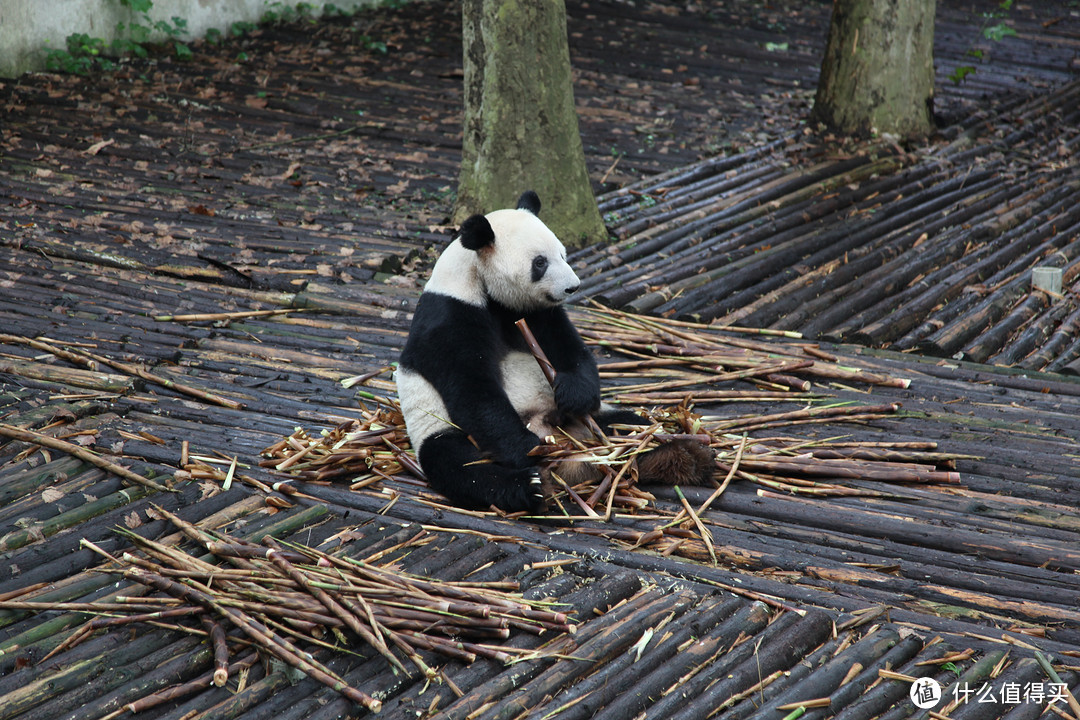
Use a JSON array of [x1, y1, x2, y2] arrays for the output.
[[566, 283, 580, 295]]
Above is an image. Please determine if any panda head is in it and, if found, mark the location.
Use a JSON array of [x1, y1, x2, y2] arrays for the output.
[[457, 191, 581, 312]]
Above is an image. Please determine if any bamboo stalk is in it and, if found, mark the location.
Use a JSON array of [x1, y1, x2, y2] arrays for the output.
[[515, 318, 607, 441], [19, 509, 578, 713], [675, 486, 716, 565], [709, 404, 901, 432], [201, 615, 231, 687], [0, 357, 134, 393], [0, 334, 245, 409], [153, 308, 304, 322], [1035, 651, 1080, 718], [261, 535, 415, 678], [119, 651, 260, 716], [0, 423, 172, 493], [123, 567, 383, 712]]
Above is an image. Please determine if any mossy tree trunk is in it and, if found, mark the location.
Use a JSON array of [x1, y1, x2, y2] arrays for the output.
[[811, 0, 937, 140], [455, 0, 607, 248]]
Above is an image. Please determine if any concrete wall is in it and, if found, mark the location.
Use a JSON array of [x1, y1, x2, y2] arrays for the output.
[[0, 0, 379, 78]]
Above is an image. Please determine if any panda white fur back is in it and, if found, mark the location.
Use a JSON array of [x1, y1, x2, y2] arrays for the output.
[[396, 191, 713, 512]]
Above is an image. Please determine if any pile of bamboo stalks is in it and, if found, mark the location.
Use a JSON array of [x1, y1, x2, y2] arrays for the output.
[[259, 402, 419, 490], [260, 400, 957, 516], [257, 307, 964, 520], [575, 304, 913, 399], [1, 507, 572, 715], [571, 308, 965, 510]]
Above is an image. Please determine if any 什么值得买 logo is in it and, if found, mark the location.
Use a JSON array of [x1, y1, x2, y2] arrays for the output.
[[910, 677, 943, 710]]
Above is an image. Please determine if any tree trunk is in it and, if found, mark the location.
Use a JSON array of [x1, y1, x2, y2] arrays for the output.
[[811, 0, 937, 140], [455, 0, 607, 248]]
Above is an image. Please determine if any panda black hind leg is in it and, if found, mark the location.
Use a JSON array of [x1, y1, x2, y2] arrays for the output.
[[418, 431, 546, 513]]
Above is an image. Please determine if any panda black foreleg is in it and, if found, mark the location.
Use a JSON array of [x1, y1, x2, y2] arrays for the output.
[[418, 431, 546, 513]]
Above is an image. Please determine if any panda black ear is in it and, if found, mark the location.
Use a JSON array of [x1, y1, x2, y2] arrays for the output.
[[516, 190, 541, 216], [458, 214, 495, 251]]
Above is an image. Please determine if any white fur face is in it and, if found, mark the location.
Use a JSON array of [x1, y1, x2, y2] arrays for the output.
[[478, 209, 580, 312]]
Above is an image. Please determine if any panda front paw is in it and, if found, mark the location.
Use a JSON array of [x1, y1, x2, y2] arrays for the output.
[[553, 372, 601, 418]]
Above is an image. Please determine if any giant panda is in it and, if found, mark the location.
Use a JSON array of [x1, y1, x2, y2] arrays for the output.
[[396, 191, 714, 512]]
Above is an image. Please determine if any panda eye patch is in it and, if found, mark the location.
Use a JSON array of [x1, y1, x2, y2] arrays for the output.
[[531, 255, 549, 282]]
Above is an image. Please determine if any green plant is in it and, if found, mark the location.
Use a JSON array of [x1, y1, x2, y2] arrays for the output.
[[261, 1, 317, 25], [119, 0, 190, 60], [45, 34, 115, 74], [636, 194, 658, 210], [357, 34, 388, 54], [230, 20, 258, 36], [45, 0, 392, 77], [323, 3, 356, 17], [45, 0, 190, 76], [949, 0, 1016, 84]]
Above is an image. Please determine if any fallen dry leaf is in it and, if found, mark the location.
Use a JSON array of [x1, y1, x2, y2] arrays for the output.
[[84, 138, 115, 156]]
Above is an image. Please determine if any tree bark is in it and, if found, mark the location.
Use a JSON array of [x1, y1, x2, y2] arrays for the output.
[[456, 0, 607, 247], [811, 0, 937, 139]]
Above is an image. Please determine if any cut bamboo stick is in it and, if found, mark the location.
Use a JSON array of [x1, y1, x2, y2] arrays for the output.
[[0, 423, 173, 493]]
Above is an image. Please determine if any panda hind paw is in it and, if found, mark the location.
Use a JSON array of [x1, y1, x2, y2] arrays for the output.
[[489, 466, 548, 514]]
